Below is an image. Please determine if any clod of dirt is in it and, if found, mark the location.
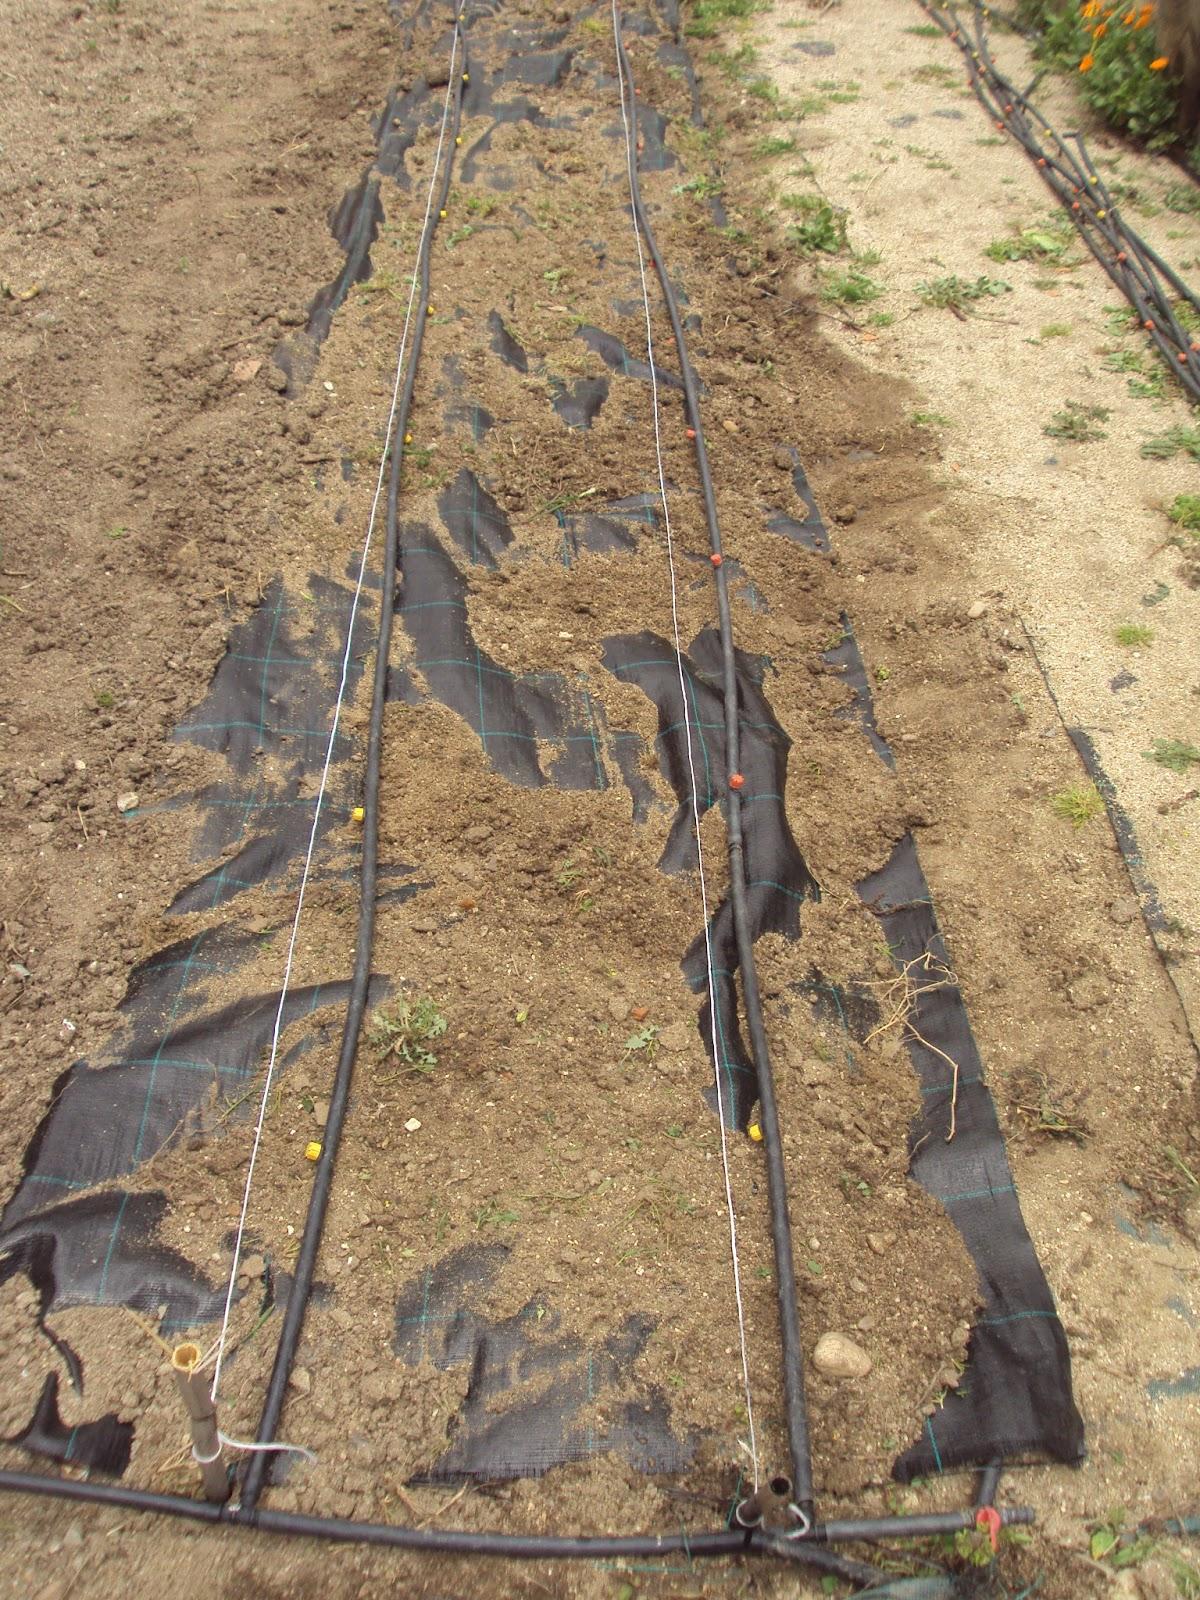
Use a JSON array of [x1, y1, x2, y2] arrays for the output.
[[289, 1367, 311, 1396], [967, 599, 989, 619], [115, 791, 138, 814], [866, 1230, 898, 1255], [813, 1331, 873, 1379]]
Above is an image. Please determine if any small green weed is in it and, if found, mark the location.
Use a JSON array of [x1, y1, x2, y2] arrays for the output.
[[474, 1200, 520, 1229], [622, 1024, 660, 1062], [1040, 322, 1072, 338], [819, 268, 883, 306], [707, 41, 758, 77], [370, 995, 448, 1072], [445, 224, 474, 248], [1089, 1512, 1156, 1570], [673, 173, 725, 200], [912, 410, 951, 426], [684, 0, 766, 39], [869, 310, 895, 327], [1142, 424, 1200, 461], [903, 21, 943, 35], [1043, 401, 1110, 441], [754, 134, 796, 157], [1164, 181, 1200, 215], [917, 274, 1011, 312], [1144, 738, 1200, 774], [1168, 492, 1200, 529], [912, 62, 961, 86], [95, 690, 116, 710], [1115, 622, 1154, 646], [985, 216, 1075, 264], [782, 195, 848, 254], [1051, 783, 1105, 827]]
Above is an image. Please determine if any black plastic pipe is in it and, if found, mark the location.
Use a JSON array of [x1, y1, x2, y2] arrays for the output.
[[239, 13, 467, 1511], [0, 1469, 884, 1584], [611, 4, 816, 1519], [0, 1465, 1032, 1577]]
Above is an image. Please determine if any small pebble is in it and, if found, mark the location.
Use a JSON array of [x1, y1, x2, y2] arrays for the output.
[[116, 791, 138, 813], [967, 599, 988, 620]]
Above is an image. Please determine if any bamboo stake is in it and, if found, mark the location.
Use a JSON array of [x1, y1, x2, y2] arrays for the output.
[[170, 1343, 229, 1503]]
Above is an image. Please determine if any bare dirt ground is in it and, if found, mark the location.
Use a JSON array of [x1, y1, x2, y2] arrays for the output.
[[0, 0, 1197, 1597]]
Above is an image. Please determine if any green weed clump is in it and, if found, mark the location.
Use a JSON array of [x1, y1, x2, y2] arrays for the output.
[[781, 195, 849, 254], [1168, 492, 1200, 530], [684, 0, 766, 39], [1051, 782, 1106, 826], [917, 274, 1011, 311]]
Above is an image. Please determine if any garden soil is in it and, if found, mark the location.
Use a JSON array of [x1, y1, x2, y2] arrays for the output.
[[0, 0, 1196, 1597]]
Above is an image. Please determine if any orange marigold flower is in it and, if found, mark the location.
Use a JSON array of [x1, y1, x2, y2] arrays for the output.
[[1094, 21, 1108, 35], [1134, 3, 1153, 25], [1150, 53, 1169, 65], [1082, 0, 1100, 14], [1080, 50, 1096, 68]]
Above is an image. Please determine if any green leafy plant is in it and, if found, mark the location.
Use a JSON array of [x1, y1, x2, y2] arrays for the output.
[[1142, 423, 1200, 461], [1165, 181, 1200, 214], [1025, 0, 1179, 150], [1088, 1511, 1156, 1569], [1143, 738, 1200, 774], [1043, 401, 1110, 441], [819, 268, 883, 306], [622, 1024, 660, 1061], [1051, 783, 1105, 826], [1168, 492, 1200, 531], [754, 134, 796, 156], [1115, 622, 1154, 646], [369, 995, 448, 1072], [917, 274, 1012, 311], [683, 0, 766, 39], [985, 215, 1076, 264], [673, 173, 725, 200], [781, 195, 849, 254]]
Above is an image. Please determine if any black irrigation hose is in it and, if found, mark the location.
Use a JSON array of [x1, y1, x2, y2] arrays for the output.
[[0, 1466, 1037, 1580], [921, 0, 1200, 401], [0, 1470, 887, 1586], [611, 7, 817, 1520], [239, 12, 468, 1513]]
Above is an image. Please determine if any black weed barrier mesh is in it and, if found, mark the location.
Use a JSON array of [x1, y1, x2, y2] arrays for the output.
[[0, 0, 1079, 1550]]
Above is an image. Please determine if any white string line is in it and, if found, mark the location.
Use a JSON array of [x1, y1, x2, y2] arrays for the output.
[[209, 20, 463, 1409], [610, 0, 759, 1492]]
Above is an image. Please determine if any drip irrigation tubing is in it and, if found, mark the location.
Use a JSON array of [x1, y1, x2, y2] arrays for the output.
[[611, 0, 761, 1494], [609, 0, 817, 1521], [0, 1467, 1034, 1577], [921, 0, 1200, 400], [238, 8, 468, 1513]]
